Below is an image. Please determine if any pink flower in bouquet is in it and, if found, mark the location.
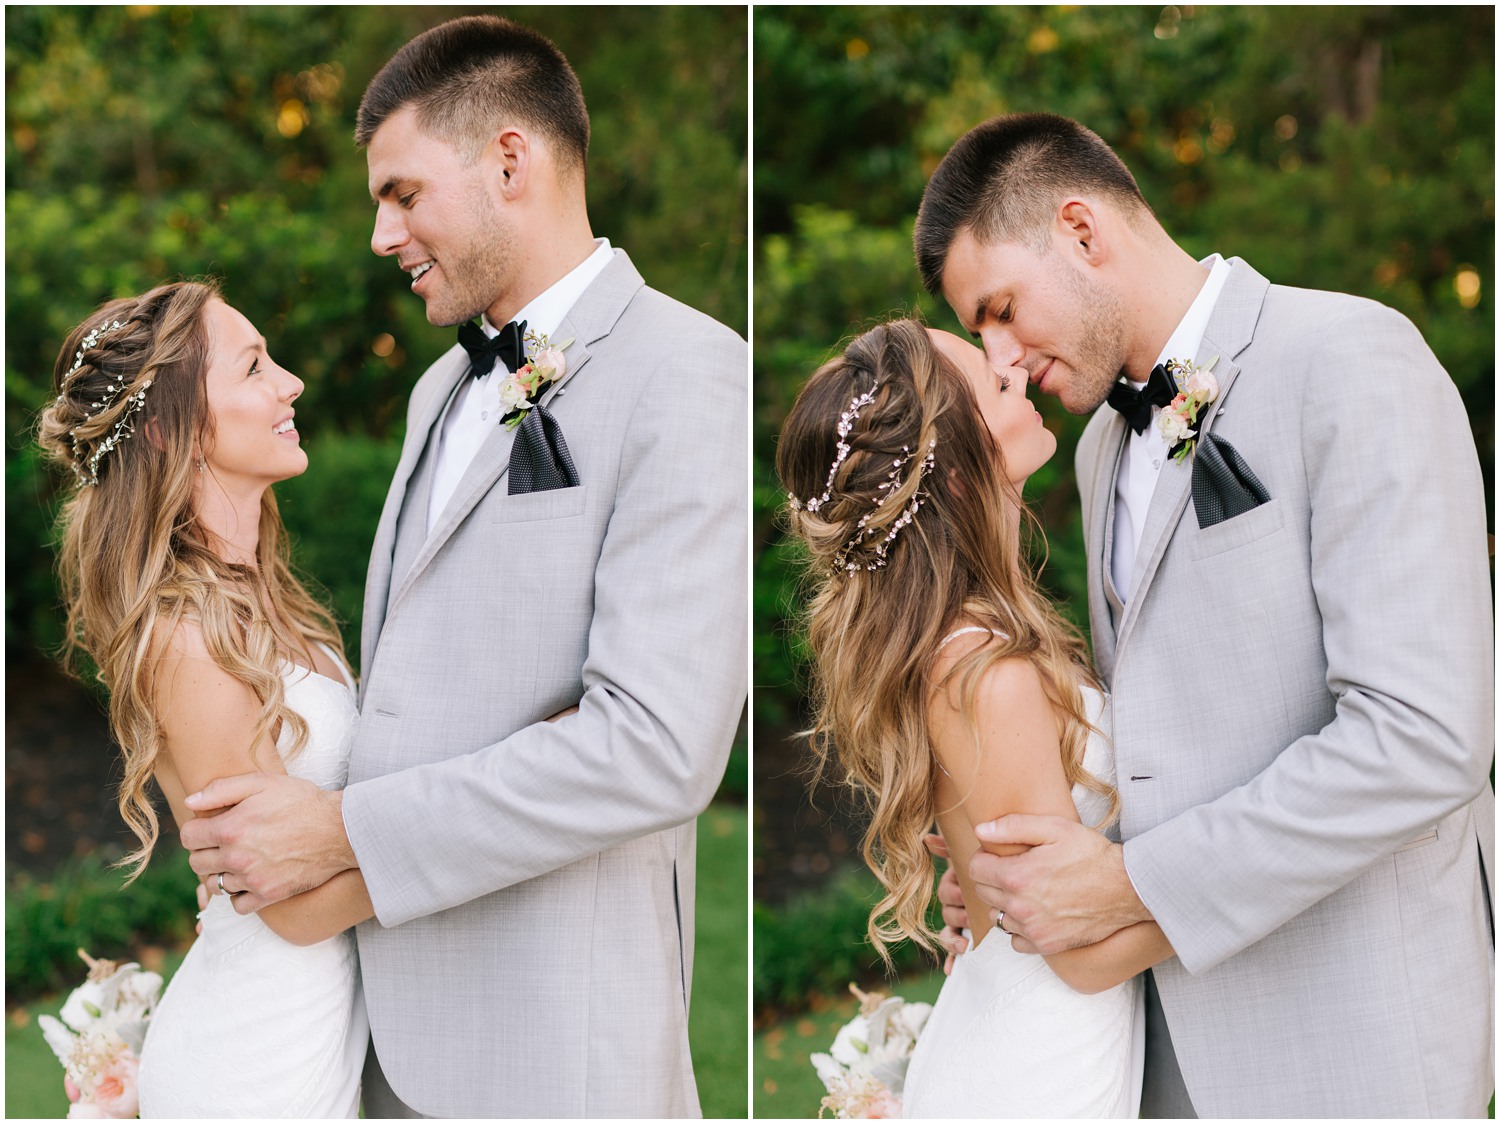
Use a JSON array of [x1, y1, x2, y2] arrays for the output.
[[64, 1075, 82, 1103], [865, 1088, 902, 1117], [91, 1052, 140, 1119]]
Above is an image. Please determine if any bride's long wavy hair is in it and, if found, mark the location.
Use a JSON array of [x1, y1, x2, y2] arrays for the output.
[[36, 280, 345, 882], [777, 318, 1115, 962]]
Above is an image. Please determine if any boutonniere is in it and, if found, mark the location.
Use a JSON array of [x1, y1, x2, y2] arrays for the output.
[[497, 329, 575, 429], [1156, 355, 1221, 462]]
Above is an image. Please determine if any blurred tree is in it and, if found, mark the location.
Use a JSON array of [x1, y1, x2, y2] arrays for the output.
[[753, 5, 1493, 915]]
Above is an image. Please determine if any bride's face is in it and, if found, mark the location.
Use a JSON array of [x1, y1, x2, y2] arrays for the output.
[[928, 328, 1056, 486], [200, 300, 307, 493]]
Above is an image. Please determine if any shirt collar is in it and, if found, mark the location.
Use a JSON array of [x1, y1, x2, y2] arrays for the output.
[[480, 237, 614, 341], [1150, 253, 1231, 374]]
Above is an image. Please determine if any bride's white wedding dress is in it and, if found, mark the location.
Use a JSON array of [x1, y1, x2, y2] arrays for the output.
[[902, 678, 1144, 1119], [138, 645, 368, 1118]]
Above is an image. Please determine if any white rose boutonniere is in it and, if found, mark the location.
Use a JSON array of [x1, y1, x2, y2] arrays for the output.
[[1155, 354, 1221, 462]]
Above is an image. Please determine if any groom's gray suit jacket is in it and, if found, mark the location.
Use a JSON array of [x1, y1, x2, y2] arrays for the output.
[[340, 250, 747, 1118], [1077, 259, 1493, 1118]]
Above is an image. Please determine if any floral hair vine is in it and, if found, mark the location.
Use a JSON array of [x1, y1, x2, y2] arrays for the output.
[[787, 384, 881, 514], [833, 437, 937, 574], [55, 319, 151, 488]]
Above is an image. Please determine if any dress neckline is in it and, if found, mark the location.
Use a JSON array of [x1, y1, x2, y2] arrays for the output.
[[283, 640, 354, 693]]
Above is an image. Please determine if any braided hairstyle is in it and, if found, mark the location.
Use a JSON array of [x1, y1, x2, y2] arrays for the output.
[[37, 281, 345, 881], [776, 318, 1113, 961]]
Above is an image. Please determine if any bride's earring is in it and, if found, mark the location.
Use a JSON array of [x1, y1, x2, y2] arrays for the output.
[[196, 458, 206, 475]]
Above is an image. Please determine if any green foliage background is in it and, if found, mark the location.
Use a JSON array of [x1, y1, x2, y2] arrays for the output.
[[6, 4, 748, 676], [752, 4, 1494, 1008]]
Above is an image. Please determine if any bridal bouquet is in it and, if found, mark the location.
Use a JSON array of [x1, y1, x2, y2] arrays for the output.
[[810, 983, 932, 1119], [38, 949, 162, 1119]]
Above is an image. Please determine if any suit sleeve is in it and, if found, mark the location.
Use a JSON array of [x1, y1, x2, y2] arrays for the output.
[[341, 329, 748, 926], [1123, 302, 1494, 973]]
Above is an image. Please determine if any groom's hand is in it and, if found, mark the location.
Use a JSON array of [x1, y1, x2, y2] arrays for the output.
[[969, 814, 1151, 955], [181, 774, 356, 915]]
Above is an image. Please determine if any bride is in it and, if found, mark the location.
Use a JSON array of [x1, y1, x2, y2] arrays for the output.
[[38, 280, 369, 1116], [778, 319, 1172, 1117]]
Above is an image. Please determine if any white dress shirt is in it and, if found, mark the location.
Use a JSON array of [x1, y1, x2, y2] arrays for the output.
[[1109, 254, 1232, 602], [426, 238, 614, 534]]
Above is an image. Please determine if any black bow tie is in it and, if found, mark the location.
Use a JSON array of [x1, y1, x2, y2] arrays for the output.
[[1106, 363, 1178, 435], [457, 318, 526, 379]]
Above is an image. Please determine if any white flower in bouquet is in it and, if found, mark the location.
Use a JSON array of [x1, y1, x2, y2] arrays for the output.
[[58, 979, 110, 1032], [38, 950, 160, 1119], [827, 1012, 871, 1067], [811, 984, 931, 1118], [894, 1000, 932, 1039]]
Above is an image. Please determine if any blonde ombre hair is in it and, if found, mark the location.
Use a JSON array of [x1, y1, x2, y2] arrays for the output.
[[777, 318, 1116, 962], [36, 280, 345, 882]]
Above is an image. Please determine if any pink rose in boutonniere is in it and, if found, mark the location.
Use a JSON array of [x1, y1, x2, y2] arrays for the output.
[[498, 330, 575, 430], [1156, 354, 1220, 462]]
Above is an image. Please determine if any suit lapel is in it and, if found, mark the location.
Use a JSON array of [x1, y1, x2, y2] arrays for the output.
[[1113, 259, 1268, 663], [360, 348, 470, 686], [1085, 413, 1129, 681], [381, 251, 644, 623]]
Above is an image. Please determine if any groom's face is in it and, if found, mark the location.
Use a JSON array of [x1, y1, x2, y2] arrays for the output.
[[941, 227, 1126, 416], [367, 106, 517, 327]]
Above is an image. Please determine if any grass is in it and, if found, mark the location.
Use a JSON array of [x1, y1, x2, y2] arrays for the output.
[[754, 968, 944, 1120], [6, 805, 748, 1119], [692, 803, 749, 1119]]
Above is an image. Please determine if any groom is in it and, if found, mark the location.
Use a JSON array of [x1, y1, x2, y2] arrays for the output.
[[179, 16, 746, 1118], [918, 114, 1493, 1117]]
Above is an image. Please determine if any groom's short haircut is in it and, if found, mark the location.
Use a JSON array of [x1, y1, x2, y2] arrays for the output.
[[355, 15, 589, 176], [915, 113, 1150, 295]]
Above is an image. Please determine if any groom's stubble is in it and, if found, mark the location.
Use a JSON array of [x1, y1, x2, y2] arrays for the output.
[[422, 178, 520, 328], [1053, 251, 1130, 415]]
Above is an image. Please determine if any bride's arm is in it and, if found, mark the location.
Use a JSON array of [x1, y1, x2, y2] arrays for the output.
[[929, 649, 1173, 994], [256, 871, 372, 947], [154, 622, 372, 946], [1036, 920, 1171, 995]]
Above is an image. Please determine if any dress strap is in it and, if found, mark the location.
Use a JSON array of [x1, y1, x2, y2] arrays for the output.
[[314, 640, 356, 692], [937, 625, 1004, 650]]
